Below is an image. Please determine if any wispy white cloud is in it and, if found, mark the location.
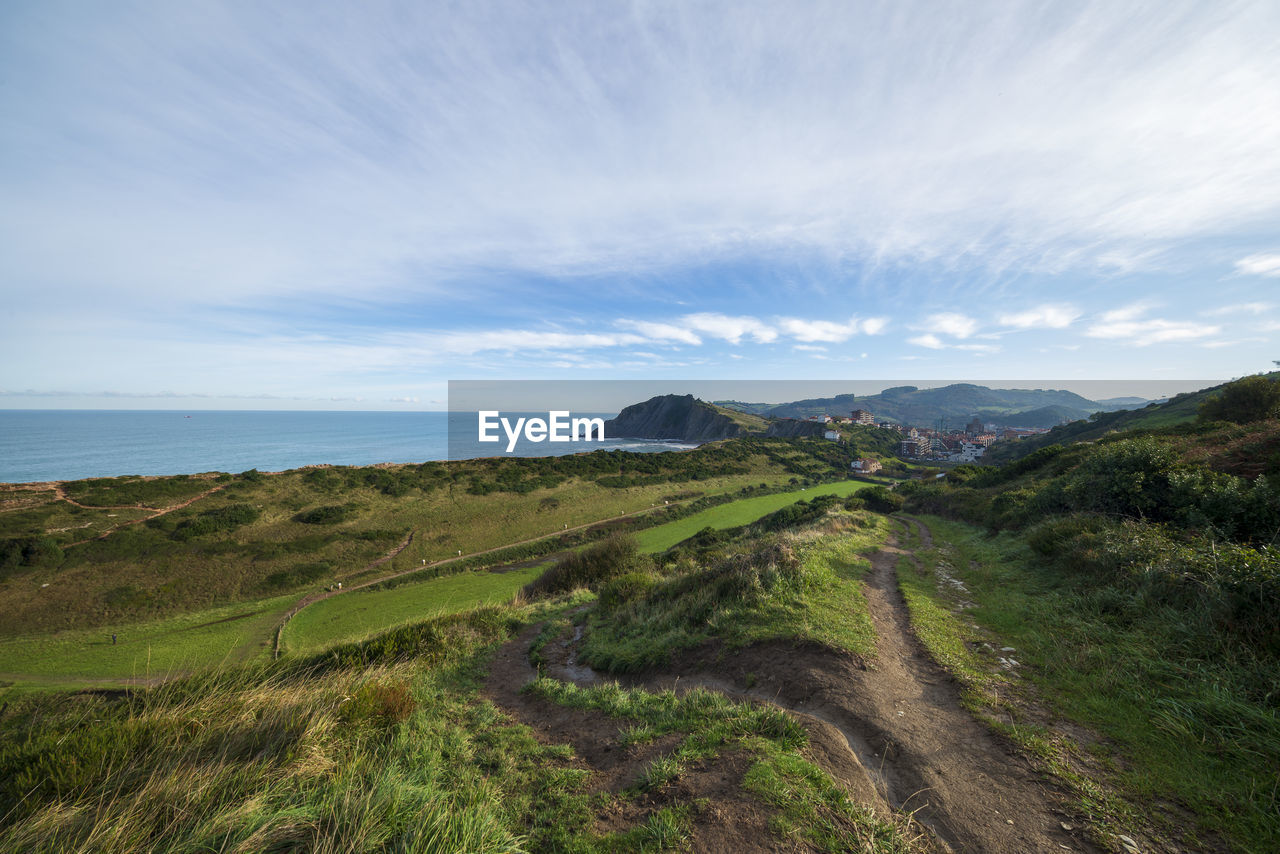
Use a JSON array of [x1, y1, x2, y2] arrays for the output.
[[908, 334, 946, 350], [998, 303, 1081, 329], [614, 319, 702, 346], [1085, 305, 1219, 346], [1234, 254, 1280, 277], [776, 315, 886, 342], [918, 313, 979, 339], [680, 313, 777, 345], [792, 344, 828, 352], [1204, 302, 1274, 316], [4, 1, 1279, 311]]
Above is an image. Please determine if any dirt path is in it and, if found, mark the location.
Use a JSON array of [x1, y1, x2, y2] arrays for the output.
[[487, 517, 1097, 853], [59, 483, 228, 546]]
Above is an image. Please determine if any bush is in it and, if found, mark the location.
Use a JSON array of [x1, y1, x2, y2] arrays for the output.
[[861, 486, 905, 514], [171, 504, 259, 540], [752, 495, 840, 532], [598, 570, 661, 612], [1199, 375, 1280, 424], [522, 536, 641, 599], [296, 505, 351, 525], [0, 536, 63, 575]]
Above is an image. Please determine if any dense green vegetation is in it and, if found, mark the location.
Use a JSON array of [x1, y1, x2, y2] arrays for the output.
[[894, 384, 1280, 851], [62, 474, 223, 507], [0, 608, 584, 853], [0, 481, 918, 853]]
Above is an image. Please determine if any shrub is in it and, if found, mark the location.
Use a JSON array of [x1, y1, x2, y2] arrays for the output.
[[171, 504, 259, 540], [861, 486, 905, 514], [598, 570, 661, 612], [296, 505, 351, 525], [1199, 375, 1280, 424], [522, 536, 641, 599], [0, 536, 63, 574]]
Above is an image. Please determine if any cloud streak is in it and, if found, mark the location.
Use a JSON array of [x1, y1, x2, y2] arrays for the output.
[[4, 1, 1280, 310]]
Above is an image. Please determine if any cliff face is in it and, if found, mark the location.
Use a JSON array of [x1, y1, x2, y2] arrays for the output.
[[605, 394, 828, 442], [605, 395, 745, 442]]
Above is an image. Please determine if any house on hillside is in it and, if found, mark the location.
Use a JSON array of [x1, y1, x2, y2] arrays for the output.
[[851, 409, 874, 425], [824, 429, 841, 441], [851, 458, 882, 474]]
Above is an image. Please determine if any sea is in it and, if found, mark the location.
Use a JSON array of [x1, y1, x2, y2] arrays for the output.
[[0, 411, 697, 484]]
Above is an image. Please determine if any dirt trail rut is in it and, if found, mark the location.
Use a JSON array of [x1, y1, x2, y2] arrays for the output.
[[485, 517, 1097, 853]]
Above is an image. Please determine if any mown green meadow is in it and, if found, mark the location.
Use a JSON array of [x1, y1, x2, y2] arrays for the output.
[[632, 478, 875, 553], [281, 564, 547, 656]]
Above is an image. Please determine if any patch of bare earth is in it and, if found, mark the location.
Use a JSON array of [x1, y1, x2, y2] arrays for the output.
[[485, 518, 1101, 852], [483, 624, 802, 853]]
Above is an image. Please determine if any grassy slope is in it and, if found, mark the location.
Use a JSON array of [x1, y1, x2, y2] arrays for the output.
[[633, 479, 873, 553], [2, 461, 858, 686], [707, 401, 771, 433], [583, 510, 889, 673], [982, 376, 1264, 465], [0, 593, 296, 685], [1, 449, 813, 637], [0, 574, 920, 854], [281, 565, 546, 656], [898, 515, 1279, 852]]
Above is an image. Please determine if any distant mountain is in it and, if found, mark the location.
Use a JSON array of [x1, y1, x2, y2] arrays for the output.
[[605, 395, 826, 442], [718, 383, 1125, 429]]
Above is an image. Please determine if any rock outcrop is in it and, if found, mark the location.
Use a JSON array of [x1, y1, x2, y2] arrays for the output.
[[605, 394, 825, 442]]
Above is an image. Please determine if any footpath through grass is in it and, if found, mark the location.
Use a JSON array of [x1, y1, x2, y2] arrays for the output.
[[281, 565, 546, 656], [633, 479, 875, 553], [897, 515, 1280, 853]]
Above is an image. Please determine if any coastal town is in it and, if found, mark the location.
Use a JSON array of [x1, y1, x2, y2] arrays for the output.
[[806, 408, 1053, 464]]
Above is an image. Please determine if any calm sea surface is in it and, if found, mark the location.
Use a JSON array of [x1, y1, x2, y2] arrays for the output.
[[0, 411, 695, 484]]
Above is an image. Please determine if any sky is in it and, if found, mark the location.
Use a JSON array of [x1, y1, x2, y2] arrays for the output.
[[2, 0, 1278, 410]]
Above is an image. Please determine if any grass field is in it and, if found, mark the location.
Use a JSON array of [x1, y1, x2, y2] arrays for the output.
[[0, 593, 295, 687], [1, 470, 866, 689], [633, 479, 874, 553], [2, 459, 809, 637], [280, 565, 547, 656]]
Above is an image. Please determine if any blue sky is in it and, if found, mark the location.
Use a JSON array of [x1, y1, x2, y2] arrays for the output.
[[2, 0, 1278, 410]]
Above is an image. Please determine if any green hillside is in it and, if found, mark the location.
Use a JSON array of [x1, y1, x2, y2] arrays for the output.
[[982, 374, 1278, 465]]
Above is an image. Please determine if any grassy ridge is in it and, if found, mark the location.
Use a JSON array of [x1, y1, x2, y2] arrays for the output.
[[281, 565, 546, 656], [582, 509, 888, 673], [633, 479, 875, 553]]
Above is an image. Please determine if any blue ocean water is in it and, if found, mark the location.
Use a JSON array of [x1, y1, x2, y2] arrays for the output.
[[0, 411, 695, 484]]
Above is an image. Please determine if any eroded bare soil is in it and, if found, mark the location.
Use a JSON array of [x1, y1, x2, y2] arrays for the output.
[[483, 519, 1100, 852]]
